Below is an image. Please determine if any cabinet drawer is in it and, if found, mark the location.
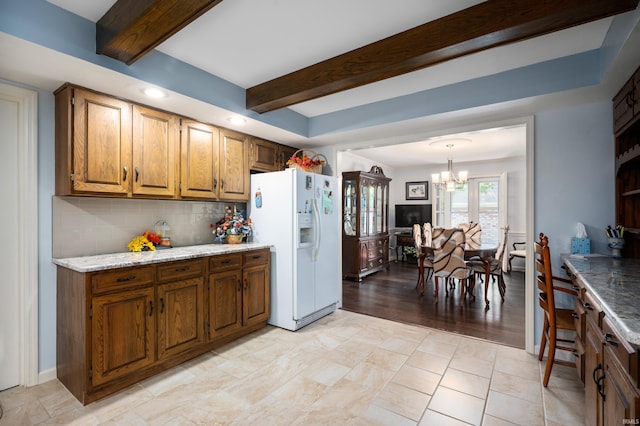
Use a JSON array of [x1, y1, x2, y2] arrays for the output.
[[91, 265, 154, 294], [209, 253, 243, 272], [244, 249, 269, 267], [367, 257, 385, 270], [583, 291, 603, 329], [156, 259, 203, 282], [367, 245, 385, 260], [574, 297, 586, 341], [603, 317, 638, 385]]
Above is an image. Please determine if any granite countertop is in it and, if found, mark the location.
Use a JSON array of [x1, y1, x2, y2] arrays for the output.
[[562, 255, 640, 346], [52, 243, 273, 273]]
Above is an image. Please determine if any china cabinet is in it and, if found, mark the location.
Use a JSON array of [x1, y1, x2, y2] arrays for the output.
[[342, 166, 391, 281], [614, 64, 640, 258]]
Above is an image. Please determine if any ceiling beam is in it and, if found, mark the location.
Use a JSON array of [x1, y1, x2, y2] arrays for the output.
[[96, 0, 223, 65], [246, 0, 639, 114]]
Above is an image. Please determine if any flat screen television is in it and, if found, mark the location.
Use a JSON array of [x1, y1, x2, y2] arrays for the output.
[[395, 204, 432, 228]]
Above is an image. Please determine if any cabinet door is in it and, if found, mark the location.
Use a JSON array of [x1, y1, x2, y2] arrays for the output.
[[157, 277, 204, 360], [243, 264, 270, 327], [72, 88, 132, 195], [249, 137, 279, 172], [585, 316, 604, 426], [208, 270, 243, 339], [278, 145, 298, 170], [180, 119, 220, 199], [91, 287, 155, 387], [132, 105, 178, 198], [604, 345, 640, 426], [219, 128, 249, 201]]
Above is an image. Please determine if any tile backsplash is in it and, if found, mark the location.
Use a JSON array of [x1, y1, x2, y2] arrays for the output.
[[52, 196, 245, 258]]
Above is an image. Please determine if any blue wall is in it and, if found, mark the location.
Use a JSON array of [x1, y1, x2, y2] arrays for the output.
[[534, 100, 615, 340]]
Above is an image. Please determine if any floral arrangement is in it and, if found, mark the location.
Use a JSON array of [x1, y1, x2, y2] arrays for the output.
[[212, 208, 253, 242], [286, 152, 324, 171], [127, 230, 162, 252]]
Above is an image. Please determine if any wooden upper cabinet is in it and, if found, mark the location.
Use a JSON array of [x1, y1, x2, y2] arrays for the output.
[[132, 105, 178, 198], [180, 119, 220, 199], [56, 86, 132, 196], [249, 137, 279, 172], [278, 145, 298, 170], [219, 128, 249, 201]]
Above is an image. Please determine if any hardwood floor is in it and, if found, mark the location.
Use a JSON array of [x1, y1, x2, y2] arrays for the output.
[[341, 260, 525, 348]]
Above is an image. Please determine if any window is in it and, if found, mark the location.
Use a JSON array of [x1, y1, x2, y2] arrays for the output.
[[433, 175, 506, 245]]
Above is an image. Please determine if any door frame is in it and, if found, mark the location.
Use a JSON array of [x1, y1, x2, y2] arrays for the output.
[[0, 82, 39, 386]]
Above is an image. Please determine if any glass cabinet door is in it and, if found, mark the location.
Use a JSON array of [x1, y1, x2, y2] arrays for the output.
[[360, 181, 368, 236], [368, 181, 375, 235], [375, 183, 383, 233], [343, 179, 357, 236]]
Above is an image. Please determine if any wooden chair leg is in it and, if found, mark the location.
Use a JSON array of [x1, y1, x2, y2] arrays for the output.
[[542, 327, 557, 387], [434, 276, 439, 302], [460, 278, 466, 306], [538, 317, 549, 361]]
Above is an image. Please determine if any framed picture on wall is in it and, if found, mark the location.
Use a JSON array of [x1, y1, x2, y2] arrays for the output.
[[405, 181, 428, 200]]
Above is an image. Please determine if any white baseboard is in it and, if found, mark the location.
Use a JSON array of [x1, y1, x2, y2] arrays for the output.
[[38, 367, 57, 385]]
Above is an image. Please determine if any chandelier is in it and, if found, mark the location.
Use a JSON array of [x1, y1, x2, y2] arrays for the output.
[[431, 143, 468, 192]]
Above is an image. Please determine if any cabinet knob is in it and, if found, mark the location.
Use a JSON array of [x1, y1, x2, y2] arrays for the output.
[[135, 167, 139, 182], [584, 302, 593, 311], [123, 166, 128, 182], [604, 333, 619, 346], [148, 301, 153, 316]]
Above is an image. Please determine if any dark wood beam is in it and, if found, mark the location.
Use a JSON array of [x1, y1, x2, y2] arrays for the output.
[[247, 0, 639, 113], [96, 0, 223, 65]]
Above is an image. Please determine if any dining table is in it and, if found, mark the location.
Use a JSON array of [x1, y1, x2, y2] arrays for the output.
[[420, 243, 499, 306]]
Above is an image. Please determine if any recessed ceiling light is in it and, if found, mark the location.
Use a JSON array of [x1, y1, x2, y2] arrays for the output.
[[226, 116, 246, 125], [143, 88, 166, 98]]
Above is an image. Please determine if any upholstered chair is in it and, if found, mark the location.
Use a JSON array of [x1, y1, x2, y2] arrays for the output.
[[432, 228, 472, 306], [417, 223, 434, 296], [460, 222, 482, 249], [469, 225, 510, 302]]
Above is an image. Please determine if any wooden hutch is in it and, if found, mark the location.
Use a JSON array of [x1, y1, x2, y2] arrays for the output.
[[613, 64, 640, 259], [342, 166, 391, 281]]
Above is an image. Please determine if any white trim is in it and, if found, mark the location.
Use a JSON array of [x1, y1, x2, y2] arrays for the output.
[[525, 115, 535, 354], [0, 82, 39, 386]]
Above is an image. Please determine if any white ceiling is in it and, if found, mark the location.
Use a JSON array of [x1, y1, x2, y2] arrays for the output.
[[6, 1, 639, 166]]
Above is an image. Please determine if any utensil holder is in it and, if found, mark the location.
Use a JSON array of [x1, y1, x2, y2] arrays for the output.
[[608, 237, 625, 258]]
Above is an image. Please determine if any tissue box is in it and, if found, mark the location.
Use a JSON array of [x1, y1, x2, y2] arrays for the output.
[[571, 237, 590, 254]]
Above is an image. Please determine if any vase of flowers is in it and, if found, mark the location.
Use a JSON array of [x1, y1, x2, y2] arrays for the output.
[[212, 207, 252, 244]]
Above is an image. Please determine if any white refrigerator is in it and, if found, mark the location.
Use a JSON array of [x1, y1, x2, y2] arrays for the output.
[[249, 169, 341, 331]]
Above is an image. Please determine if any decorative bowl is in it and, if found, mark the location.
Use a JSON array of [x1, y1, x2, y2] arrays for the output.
[[226, 234, 244, 244]]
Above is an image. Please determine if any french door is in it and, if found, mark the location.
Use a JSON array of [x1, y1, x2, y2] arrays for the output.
[[433, 174, 506, 245]]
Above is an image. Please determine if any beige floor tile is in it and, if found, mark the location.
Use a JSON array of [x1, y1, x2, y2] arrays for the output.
[[301, 357, 353, 386], [343, 361, 396, 390], [456, 336, 498, 361], [269, 375, 328, 407], [406, 351, 451, 375], [484, 390, 544, 426], [373, 382, 431, 421], [419, 409, 472, 425], [542, 386, 585, 425], [355, 403, 417, 426], [380, 336, 421, 355], [490, 370, 542, 405], [448, 353, 494, 379], [428, 386, 485, 425], [365, 348, 410, 372], [416, 338, 458, 359], [492, 355, 540, 381], [440, 368, 490, 399], [482, 414, 519, 425], [392, 364, 442, 395], [229, 395, 306, 426]]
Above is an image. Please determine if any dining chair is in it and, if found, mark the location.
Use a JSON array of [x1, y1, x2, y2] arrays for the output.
[[508, 241, 526, 273], [417, 223, 434, 296], [468, 225, 509, 301], [535, 232, 578, 387], [460, 222, 482, 249], [413, 224, 426, 293], [432, 228, 472, 306]]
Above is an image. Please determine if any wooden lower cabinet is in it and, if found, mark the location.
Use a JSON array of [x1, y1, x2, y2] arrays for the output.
[[57, 249, 269, 404], [91, 287, 156, 387]]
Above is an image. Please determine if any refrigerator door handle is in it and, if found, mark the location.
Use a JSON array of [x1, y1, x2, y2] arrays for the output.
[[312, 198, 321, 261]]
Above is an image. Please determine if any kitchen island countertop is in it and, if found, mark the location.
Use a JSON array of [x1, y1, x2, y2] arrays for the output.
[[562, 255, 640, 346], [53, 242, 272, 273]]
